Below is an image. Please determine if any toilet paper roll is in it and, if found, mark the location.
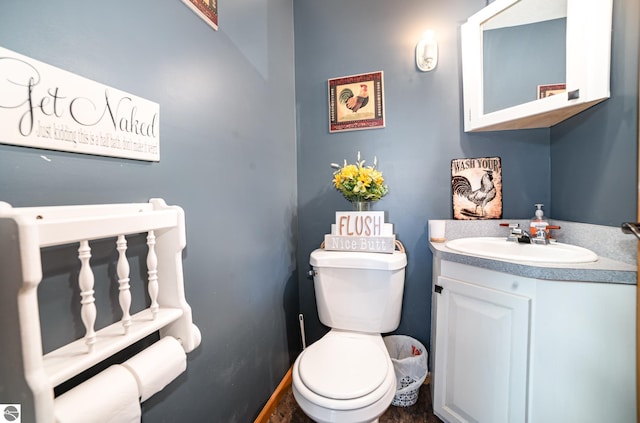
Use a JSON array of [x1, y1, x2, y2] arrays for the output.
[[54, 365, 141, 423], [122, 336, 187, 402]]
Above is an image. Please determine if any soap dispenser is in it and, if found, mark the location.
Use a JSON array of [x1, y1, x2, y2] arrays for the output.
[[530, 204, 548, 238]]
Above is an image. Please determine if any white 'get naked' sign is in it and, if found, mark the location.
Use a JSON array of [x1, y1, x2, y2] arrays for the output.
[[0, 46, 160, 161]]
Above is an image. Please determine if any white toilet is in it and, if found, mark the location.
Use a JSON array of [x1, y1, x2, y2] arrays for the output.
[[292, 248, 407, 423]]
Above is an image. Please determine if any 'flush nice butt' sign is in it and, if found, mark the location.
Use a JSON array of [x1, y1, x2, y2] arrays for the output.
[[324, 211, 396, 253], [0, 46, 159, 161]]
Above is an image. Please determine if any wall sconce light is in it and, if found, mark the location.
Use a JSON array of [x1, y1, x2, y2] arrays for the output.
[[416, 30, 438, 72]]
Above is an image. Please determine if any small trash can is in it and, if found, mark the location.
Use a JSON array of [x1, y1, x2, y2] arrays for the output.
[[383, 335, 429, 407]]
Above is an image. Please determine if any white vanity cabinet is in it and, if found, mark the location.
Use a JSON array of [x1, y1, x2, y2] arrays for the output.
[[461, 0, 612, 132], [431, 260, 636, 423]]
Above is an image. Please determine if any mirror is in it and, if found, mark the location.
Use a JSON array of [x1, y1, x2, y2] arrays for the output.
[[482, 0, 567, 113], [461, 0, 612, 132]]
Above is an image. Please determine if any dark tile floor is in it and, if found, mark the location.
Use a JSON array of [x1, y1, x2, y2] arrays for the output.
[[268, 383, 443, 423]]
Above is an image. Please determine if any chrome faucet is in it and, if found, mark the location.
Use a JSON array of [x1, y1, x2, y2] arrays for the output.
[[503, 223, 551, 244], [504, 223, 532, 243], [530, 225, 550, 245]]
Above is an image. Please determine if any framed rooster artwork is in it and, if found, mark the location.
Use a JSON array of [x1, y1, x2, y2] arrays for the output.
[[328, 71, 385, 133], [182, 0, 218, 31], [537, 83, 566, 99], [451, 156, 503, 220]]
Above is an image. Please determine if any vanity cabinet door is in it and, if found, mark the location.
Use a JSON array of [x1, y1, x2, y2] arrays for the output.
[[433, 275, 531, 423]]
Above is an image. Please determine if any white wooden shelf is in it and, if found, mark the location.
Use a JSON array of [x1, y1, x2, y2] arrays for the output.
[[44, 307, 184, 387]]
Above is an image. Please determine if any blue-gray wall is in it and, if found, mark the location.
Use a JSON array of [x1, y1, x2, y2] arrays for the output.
[[0, 0, 637, 422], [293, 0, 551, 350], [0, 1, 297, 422], [294, 0, 638, 354], [551, 0, 639, 225]]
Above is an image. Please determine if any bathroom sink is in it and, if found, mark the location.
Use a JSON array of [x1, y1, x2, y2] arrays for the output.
[[445, 237, 598, 264]]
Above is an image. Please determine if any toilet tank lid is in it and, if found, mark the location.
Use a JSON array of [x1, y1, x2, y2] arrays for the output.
[[310, 249, 407, 270]]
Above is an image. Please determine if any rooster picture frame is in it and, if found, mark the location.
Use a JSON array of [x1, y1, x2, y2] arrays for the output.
[[537, 83, 566, 99], [328, 71, 385, 133], [182, 0, 218, 31], [451, 156, 503, 220]]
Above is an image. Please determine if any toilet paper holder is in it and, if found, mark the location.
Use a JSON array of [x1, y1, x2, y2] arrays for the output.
[[0, 198, 202, 423]]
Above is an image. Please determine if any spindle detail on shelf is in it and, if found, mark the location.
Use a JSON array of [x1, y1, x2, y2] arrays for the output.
[[78, 240, 97, 352], [116, 235, 132, 334], [147, 230, 159, 318]]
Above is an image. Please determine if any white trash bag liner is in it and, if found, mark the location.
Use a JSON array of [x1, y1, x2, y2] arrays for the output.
[[383, 335, 429, 407]]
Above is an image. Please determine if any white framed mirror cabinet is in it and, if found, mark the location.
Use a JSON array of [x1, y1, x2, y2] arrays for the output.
[[461, 0, 612, 132]]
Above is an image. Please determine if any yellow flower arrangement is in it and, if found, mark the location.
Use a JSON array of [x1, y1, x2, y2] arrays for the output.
[[331, 152, 388, 202]]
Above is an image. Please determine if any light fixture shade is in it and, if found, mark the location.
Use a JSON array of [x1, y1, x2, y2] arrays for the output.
[[416, 31, 438, 72]]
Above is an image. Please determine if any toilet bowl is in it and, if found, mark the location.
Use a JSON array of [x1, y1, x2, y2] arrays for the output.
[[292, 330, 397, 423]]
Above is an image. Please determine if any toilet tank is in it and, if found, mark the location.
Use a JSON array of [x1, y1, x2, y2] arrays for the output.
[[309, 249, 407, 333]]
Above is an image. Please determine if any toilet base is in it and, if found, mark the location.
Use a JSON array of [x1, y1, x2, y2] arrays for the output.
[[292, 382, 394, 423]]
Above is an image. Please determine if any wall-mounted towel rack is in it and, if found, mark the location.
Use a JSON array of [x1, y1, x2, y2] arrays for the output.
[[0, 198, 201, 423]]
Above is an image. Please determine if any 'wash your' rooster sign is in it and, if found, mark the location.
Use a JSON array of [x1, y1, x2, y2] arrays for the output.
[[451, 157, 503, 220]]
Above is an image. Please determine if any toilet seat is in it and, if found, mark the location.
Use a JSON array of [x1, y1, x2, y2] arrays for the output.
[[298, 335, 388, 400], [292, 331, 398, 421]]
